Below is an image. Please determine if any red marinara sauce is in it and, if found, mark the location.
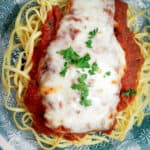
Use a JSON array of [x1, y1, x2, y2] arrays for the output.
[[23, 6, 86, 140], [114, 0, 144, 111], [23, 0, 144, 141]]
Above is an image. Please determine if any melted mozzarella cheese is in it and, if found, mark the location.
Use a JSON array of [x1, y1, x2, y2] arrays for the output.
[[40, 0, 126, 133]]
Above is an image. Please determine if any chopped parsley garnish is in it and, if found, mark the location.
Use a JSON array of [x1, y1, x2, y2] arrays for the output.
[[85, 27, 99, 48], [71, 74, 91, 107], [58, 47, 100, 76], [105, 71, 111, 76], [60, 62, 68, 76], [88, 62, 99, 75], [88, 28, 99, 39], [76, 54, 90, 68], [122, 88, 136, 97], [80, 99, 91, 107], [71, 74, 88, 90], [57, 47, 79, 62], [57, 47, 91, 76], [78, 74, 87, 83], [57, 47, 100, 106], [85, 39, 92, 48]]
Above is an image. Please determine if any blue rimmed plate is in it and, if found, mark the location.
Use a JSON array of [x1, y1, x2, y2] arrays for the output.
[[0, 0, 150, 150]]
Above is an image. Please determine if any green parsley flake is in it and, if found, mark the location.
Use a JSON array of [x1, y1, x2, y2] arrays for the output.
[[60, 62, 68, 76], [85, 39, 92, 48], [122, 88, 136, 97], [57, 47, 79, 62], [80, 99, 91, 107], [57, 46, 100, 106], [105, 71, 111, 76], [88, 28, 99, 39], [57, 47, 91, 76], [71, 74, 88, 90], [85, 28, 99, 48], [71, 74, 91, 107], [78, 74, 87, 83], [76, 54, 90, 68], [88, 62, 99, 75]]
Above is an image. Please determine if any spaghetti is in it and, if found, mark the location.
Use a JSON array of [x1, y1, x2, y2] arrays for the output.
[[1, 0, 150, 149]]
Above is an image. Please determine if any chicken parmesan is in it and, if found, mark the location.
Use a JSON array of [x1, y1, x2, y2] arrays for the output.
[[23, 0, 143, 138], [41, 0, 125, 133], [2, 0, 149, 149]]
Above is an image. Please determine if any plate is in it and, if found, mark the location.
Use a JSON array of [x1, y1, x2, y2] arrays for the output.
[[0, 0, 150, 150]]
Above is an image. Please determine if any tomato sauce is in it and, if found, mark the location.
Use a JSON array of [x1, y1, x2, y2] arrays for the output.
[[23, 0, 144, 141], [24, 6, 65, 135], [114, 0, 144, 111], [23, 6, 86, 141]]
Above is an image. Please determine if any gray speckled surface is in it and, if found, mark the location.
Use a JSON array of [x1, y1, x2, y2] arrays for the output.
[[0, 0, 150, 150]]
